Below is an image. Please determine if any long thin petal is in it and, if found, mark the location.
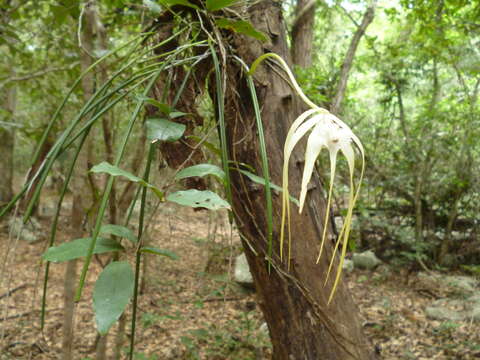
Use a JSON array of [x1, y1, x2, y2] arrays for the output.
[[280, 109, 318, 260], [299, 121, 330, 212]]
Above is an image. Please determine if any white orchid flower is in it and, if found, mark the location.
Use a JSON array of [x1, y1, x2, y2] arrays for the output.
[[249, 53, 365, 303]]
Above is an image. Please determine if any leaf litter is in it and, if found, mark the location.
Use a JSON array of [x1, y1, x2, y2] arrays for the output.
[[0, 204, 479, 359]]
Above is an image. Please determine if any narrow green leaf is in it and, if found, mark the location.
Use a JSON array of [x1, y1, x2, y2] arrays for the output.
[[175, 164, 226, 182], [145, 118, 186, 143], [169, 111, 188, 119], [138, 95, 172, 114], [167, 190, 231, 210], [238, 169, 299, 206], [42, 237, 124, 263], [140, 247, 179, 260], [186, 135, 221, 156], [100, 224, 138, 244], [206, 0, 239, 11], [93, 262, 134, 335], [215, 18, 268, 42], [158, 0, 199, 9]]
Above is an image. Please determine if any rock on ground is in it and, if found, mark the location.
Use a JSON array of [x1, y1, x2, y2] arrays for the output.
[[352, 250, 381, 270], [234, 253, 254, 287]]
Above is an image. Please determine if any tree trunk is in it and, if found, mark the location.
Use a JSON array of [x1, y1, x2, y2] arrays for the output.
[[62, 3, 96, 359], [330, 2, 376, 115], [223, 2, 376, 359], [0, 84, 16, 204], [291, 0, 316, 68]]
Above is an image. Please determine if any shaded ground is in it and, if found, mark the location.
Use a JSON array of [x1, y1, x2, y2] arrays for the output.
[[0, 204, 479, 359]]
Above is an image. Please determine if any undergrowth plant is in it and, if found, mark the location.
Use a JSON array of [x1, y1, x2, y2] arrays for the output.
[[0, 0, 364, 357]]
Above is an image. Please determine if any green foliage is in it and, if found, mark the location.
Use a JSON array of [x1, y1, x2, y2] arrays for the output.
[[215, 18, 268, 42], [90, 162, 164, 199], [145, 118, 186, 142], [166, 189, 231, 210], [175, 164, 226, 182], [180, 312, 270, 359], [206, 0, 239, 12], [93, 261, 135, 335], [140, 246, 179, 260], [100, 224, 138, 244], [42, 237, 124, 262]]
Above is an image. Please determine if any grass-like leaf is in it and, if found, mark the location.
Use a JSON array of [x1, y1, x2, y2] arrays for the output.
[[140, 247, 179, 260]]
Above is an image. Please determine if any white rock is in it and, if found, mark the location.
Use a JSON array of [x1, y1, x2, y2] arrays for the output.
[[234, 253, 253, 286]]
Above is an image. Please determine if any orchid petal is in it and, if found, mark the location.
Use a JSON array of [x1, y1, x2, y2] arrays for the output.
[[299, 120, 331, 212], [280, 109, 318, 260]]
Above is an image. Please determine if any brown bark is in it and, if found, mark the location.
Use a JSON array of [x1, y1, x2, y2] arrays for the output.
[[150, 1, 376, 357], [291, 0, 316, 68], [330, 2, 376, 115], [221, 3, 376, 358]]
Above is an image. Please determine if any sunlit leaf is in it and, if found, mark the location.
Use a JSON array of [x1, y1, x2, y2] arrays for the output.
[[100, 224, 138, 244], [175, 164, 226, 182], [215, 18, 267, 42], [93, 262, 134, 335], [166, 190, 231, 210], [140, 246, 179, 260], [42, 237, 124, 263], [145, 118, 186, 143]]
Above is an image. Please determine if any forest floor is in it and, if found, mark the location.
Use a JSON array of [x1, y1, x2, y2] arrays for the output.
[[0, 203, 479, 360]]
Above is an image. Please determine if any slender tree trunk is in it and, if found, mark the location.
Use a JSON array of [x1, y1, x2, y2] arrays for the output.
[[0, 84, 16, 204], [224, 2, 375, 358], [291, 0, 316, 68], [330, 1, 376, 115], [62, 3, 96, 359]]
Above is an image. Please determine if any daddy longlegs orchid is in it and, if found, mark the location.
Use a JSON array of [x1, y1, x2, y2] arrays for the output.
[[249, 53, 365, 303]]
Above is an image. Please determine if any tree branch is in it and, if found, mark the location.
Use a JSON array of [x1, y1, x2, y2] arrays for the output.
[[0, 64, 78, 86], [330, 1, 377, 115]]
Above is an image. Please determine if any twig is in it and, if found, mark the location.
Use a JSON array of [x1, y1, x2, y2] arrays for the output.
[[0, 284, 28, 300]]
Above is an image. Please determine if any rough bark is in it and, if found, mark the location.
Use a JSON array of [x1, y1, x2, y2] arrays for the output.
[[152, 1, 377, 358], [291, 0, 316, 67], [330, 2, 376, 115], [224, 2, 376, 359]]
